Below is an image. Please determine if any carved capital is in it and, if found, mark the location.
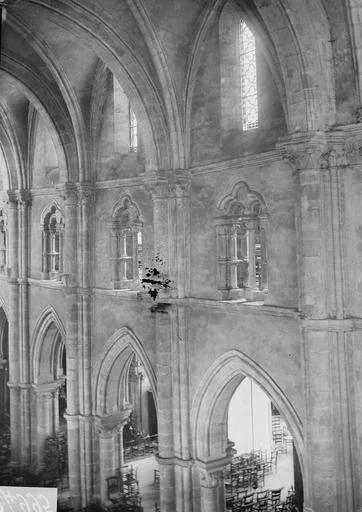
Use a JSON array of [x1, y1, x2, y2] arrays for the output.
[[199, 469, 223, 488], [144, 174, 169, 199], [95, 408, 132, 437], [57, 183, 79, 205], [320, 148, 349, 169], [344, 136, 362, 165], [280, 145, 327, 171], [169, 171, 192, 198], [77, 183, 95, 205]]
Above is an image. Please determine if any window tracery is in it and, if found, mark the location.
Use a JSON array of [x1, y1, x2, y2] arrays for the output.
[[111, 196, 142, 290], [216, 182, 267, 300], [41, 204, 64, 280]]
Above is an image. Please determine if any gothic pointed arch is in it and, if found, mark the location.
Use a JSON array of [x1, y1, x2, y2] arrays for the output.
[[191, 349, 304, 479], [0, 104, 26, 189], [9, 0, 173, 172], [31, 306, 66, 385], [185, 0, 336, 154], [1, 59, 71, 181], [8, 15, 88, 181], [93, 327, 156, 416]]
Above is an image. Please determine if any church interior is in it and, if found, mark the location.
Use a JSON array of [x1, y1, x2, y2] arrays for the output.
[[0, 0, 361, 511]]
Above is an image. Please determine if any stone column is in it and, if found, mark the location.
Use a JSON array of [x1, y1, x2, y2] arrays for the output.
[[279, 134, 356, 512], [173, 172, 191, 298], [152, 302, 176, 512], [246, 221, 256, 289], [6, 191, 20, 465], [32, 382, 61, 469], [95, 412, 130, 504], [58, 183, 81, 504], [98, 430, 116, 504], [198, 467, 225, 512], [17, 190, 32, 465], [77, 183, 95, 507]]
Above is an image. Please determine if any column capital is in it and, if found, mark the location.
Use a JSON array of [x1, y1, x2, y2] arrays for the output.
[[199, 467, 224, 488], [76, 182, 95, 205], [144, 170, 192, 198], [56, 182, 79, 205], [144, 173, 170, 198], [94, 408, 132, 437], [169, 170, 192, 198], [6, 190, 18, 207], [196, 455, 232, 488]]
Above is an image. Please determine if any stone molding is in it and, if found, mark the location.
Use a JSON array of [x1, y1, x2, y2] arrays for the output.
[[144, 171, 191, 199], [278, 129, 362, 170], [301, 318, 362, 331]]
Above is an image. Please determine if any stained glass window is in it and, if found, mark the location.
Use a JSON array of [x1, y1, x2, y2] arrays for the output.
[[239, 21, 258, 130], [129, 106, 138, 152]]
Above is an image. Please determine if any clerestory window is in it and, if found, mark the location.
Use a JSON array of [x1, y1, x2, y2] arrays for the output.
[[129, 106, 138, 153], [41, 204, 64, 280], [216, 182, 267, 300], [110, 197, 142, 290], [239, 20, 258, 131]]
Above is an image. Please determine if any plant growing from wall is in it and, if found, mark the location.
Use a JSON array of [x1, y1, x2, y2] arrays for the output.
[[141, 254, 173, 300]]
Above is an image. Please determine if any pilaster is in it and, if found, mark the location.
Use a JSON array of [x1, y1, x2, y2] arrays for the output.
[[145, 171, 191, 298], [279, 131, 359, 512]]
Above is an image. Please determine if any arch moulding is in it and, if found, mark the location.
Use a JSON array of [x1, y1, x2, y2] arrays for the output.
[[92, 326, 157, 417], [191, 350, 305, 479]]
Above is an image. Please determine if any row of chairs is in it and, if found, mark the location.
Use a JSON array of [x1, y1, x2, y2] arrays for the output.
[[227, 487, 297, 512], [124, 435, 158, 461], [226, 451, 279, 495], [107, 466, 139, 500]]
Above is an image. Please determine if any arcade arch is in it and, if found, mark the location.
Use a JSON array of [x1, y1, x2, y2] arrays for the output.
[[31, 308, 67, 469], [93, 327, 158, 504], [191, 350, 305, 512]]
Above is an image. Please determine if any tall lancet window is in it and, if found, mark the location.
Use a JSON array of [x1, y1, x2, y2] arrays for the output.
[[110, 196, 142, 290], [0, 210, 7, 275], [41, 204, 64, 280], [129, 106, 138, 153], [239, 20, 258, 130]]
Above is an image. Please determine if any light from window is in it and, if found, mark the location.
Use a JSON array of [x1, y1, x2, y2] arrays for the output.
[[239, 20, 258, 130], [129, 106, 138, 152]]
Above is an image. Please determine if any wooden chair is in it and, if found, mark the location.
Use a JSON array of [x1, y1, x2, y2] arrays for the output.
[[242, 492, 255, 506], [154, 469, 160, 487], [107, 475, 121, 499], [268, 488, 283, 509]]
